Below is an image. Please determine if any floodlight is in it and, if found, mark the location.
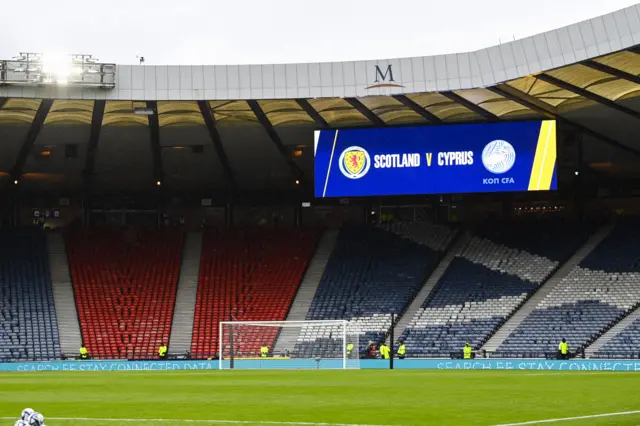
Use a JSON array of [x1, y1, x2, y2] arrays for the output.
[[1, 51, 116, 88]]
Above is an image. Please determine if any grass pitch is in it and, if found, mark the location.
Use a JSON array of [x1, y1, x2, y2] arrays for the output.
[[0, 370, 638, 426]]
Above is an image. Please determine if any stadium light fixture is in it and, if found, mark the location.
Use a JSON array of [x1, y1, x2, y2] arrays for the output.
[[0, 52, 116, 88], [13, 180, 18, 185], [156, 180, 162, 187], [295, 179, 300, 185]]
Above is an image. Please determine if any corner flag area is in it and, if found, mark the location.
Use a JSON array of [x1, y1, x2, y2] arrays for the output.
[[0, 370, 638, 426]]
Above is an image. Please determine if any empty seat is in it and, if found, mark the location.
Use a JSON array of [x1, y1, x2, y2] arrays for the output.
[[66, 228, 183, 359], [0, 229, 61, 362], [402, 219, 587, 357], [293, 225, 447, 358], [190, 228, 320, 359], [497, 218, 640, 357]]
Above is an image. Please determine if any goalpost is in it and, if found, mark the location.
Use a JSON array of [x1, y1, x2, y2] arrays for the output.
[[218, 320, 362, 370]]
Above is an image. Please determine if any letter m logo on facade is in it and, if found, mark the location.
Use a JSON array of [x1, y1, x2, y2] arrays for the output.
[[374, 65, 395, 83], [366, 64, 404, 90]]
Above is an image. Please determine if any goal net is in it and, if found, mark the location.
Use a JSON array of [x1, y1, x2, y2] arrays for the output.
[[218, 320, 362, 369]]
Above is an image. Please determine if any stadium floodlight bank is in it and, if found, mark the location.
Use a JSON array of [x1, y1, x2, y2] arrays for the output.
[[0, 52, 116, 88], [219, 320, 362, 370]]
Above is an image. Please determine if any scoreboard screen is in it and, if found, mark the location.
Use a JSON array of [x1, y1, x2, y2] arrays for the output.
[[314, 120, 557, 198]]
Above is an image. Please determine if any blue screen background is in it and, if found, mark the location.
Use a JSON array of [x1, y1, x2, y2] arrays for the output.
[[314, 121, 557, 198]]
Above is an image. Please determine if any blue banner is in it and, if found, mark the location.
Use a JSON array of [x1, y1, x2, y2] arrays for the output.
[[314, 121, 558, 198], [2, 359, 640, 372]]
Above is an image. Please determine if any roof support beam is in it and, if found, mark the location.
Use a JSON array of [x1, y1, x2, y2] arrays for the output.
[[296, 99, 329, 129], [247, 100, 305, 182], [82, 100, 106, 193], [536, 73, 640, 122], [441, 91, 499, 121], [344, 98, 387, 127], [146, 101, 164, 185], [488, 84, 640, 159], [392, 95, 443, 124], [10, 98, 53, 181], [582, 60, 640, 86], [197, 101, 237, 191]]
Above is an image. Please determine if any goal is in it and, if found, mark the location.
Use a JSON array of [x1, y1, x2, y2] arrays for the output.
[[218, 320, 362, 370]]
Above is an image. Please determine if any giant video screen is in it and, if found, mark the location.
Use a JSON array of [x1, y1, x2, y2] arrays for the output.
[[314, 120, 557, 198]]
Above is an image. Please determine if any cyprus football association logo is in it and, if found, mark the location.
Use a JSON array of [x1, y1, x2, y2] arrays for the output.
[[338, 146, 371, 179], [482, 140, 516, 174]]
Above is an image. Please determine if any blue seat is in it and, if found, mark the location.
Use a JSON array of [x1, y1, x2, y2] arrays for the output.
[[0, 229, 61, 362]]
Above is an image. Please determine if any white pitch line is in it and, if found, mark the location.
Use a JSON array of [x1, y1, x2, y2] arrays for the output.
[[0, 417, 384, 426], [494, 410, 640, 425]]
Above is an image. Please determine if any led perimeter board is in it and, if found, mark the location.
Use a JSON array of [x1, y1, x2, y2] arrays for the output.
[[314, 120, 557, 198]]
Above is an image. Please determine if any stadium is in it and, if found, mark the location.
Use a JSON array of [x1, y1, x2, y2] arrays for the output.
[[2, 3, 640, 425]]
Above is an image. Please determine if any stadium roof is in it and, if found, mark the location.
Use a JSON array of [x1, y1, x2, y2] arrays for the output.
[[2, 5, 640, 196]]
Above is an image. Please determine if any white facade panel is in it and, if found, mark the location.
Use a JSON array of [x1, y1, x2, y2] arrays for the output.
[[2, 6, 637, 101], [309, 63, 321, 89], [354, 61, 367, 88], [215, 67, 227, 91], [238, 65, 251, 91], [262, 65, 275, 89], [118, 65, 132, 90], [400, 58, 413, 85], [155, 67, 168, 91], [167, 66, 180, 90], [411, 57, 424, 85], [487, 46, 506, 83], [179, 66, 193, 90], [532, 34, 552, 70], [192, 66, 204, 90], [614, 9, 633, 48], [603, 14, 622, 51], [144, 66, 156, 92], [296, 63, 309, 90], [445, 54, 459, 79], [591, 17, 612, 54], [423, 56, 436, 85], [557, 27, 577, 64], [627, 7, 640, 44], [434, 55, 447, 81], [274, 64, 286, 89], [250, 65, 262, 89], [227, 66, 239, 90], [285, 64, 297, 89], [545, 31, 565, 68], [203, 67, 215, 90]]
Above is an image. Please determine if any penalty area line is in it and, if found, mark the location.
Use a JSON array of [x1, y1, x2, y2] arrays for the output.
[[494, 410, 640, 425], [0, 417, 384, 426]]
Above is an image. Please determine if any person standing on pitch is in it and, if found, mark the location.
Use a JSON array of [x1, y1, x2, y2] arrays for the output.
[[260, 344, 269, 358], [379, 341, 390, 360], [558, 338, 569, 360], [158, 342, 168, 359], [397, 339, 407, 359], [463, 343, 472, 359], [79, 343, 88, 360]]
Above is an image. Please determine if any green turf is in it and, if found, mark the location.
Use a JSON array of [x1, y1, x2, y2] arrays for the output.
[[0, 370, 638, 425]]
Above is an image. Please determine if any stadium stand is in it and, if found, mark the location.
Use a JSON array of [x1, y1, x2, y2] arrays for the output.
[[65, 228, 184, 359], [595, 314, 640, 359], [400, 219, 587, 357], [294, 224, 449, 358], [0, 229, 61, 362], [497, 218, 640, 357], [190, 228, 320, 359]]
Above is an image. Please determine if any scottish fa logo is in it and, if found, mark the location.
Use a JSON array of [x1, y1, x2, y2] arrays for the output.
[[339, 146, 371, 179], [482, 140, 516, 174]]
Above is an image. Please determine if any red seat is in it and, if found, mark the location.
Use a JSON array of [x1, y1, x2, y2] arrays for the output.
[[190, 228, 320, 359], [66, 228, 183, 359]]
